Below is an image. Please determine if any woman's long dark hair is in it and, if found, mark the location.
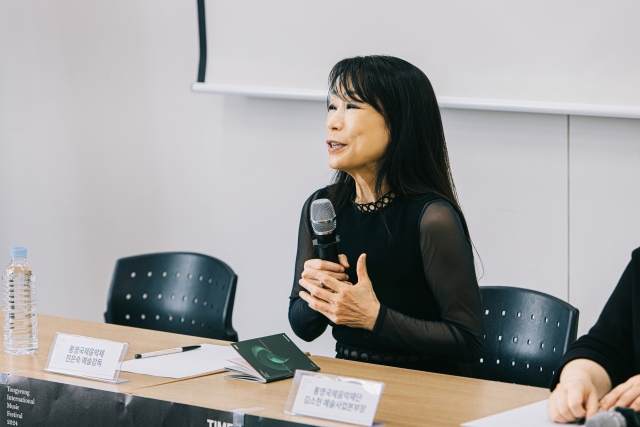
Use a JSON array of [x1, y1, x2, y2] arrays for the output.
[[327, 55, 472, 241]]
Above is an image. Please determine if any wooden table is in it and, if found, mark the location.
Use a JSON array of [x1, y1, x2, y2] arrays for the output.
[[0, 314, 232, 393], [0, 315, 550, 426]]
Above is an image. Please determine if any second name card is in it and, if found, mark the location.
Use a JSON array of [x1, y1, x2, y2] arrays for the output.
[[285, 370, 385, 426]]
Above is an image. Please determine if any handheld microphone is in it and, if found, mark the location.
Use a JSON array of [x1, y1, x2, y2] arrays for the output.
[[586, 408, 640, 427], [310, 198, 340, 264]]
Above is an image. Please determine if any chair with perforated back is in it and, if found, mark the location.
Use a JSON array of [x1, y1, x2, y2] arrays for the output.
[[469, 286, 579, 388], [104, 252, 238, 341]]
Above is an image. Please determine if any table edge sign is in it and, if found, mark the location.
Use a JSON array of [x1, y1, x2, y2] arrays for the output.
[[284, 370, 385, 427], [44, 332, 129, 383]]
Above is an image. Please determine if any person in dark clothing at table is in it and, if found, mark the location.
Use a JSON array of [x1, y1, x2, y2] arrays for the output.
[[287, 55, 484, 376], [548, 247, 640, 423]]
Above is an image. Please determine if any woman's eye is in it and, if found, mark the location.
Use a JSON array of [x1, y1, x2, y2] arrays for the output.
[[346, 103, 360, 109], [328, 104, 337, 111]]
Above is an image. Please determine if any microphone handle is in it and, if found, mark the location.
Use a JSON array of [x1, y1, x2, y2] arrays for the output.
[[312, 235, 340, 264], [312, 235, 341, 327], [318, 243, 339, 264]]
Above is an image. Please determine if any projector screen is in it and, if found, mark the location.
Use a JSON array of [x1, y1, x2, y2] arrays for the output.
[[197, 1, 640, 113]]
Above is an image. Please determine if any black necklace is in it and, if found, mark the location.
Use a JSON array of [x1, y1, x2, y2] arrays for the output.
[[353, 191, 397, 213]]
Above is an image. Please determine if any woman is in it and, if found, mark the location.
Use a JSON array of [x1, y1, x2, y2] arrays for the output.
[[288, 55, 483, 375], [548, 247, 640, 423]]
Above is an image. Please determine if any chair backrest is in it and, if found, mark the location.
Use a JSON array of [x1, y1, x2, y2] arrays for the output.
[[104, 252, 238, 341], [469, 286, 579, 388]]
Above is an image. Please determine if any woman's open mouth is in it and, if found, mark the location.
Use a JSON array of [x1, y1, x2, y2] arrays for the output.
[[327, 141, 346, 153]]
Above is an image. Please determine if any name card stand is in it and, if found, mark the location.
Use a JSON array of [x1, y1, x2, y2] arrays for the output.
[[284, 370, 385, 427], [44, 333, 130, 384]]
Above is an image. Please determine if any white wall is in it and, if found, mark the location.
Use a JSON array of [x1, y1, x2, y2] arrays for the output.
[[569, 116, 640, 335], [0, 0, 336, 355], [1, 1, 639, 357], [443, 110, 569, 299]]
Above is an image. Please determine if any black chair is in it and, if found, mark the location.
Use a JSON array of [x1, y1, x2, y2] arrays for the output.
[[104, 252, 238, 341], [469, 286, 579, 388]]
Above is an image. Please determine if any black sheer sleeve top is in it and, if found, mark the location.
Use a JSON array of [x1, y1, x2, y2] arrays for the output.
[[288, 187, 484, 373]]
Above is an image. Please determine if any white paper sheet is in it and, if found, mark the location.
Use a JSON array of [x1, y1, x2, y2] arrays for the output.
[[462, 400, 561, 427], [121, 343, 238, 378]]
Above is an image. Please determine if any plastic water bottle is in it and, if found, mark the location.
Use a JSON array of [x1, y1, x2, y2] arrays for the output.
[[2, 247, 38, 355]]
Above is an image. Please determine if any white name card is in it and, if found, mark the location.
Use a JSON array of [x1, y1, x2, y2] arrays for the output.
[[285, 370, 385, 427], [44, 333, 129, 383]]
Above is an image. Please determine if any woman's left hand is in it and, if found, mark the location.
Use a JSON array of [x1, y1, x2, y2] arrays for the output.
[[600, 375, 640, 411], [298, 253, 381, 330]]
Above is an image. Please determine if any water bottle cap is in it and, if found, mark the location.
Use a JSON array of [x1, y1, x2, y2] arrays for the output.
[[10, 247, 27, 259]]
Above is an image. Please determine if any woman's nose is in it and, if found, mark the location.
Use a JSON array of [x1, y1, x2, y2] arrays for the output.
[[326, 110, 344, 131]]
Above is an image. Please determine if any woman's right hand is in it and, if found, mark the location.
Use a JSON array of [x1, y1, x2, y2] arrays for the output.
[[301, 255, 350, 293], [548, 378, 600, 423]]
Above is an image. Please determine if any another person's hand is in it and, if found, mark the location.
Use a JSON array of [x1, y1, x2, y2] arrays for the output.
[[600, 375, 640, 411], [301, 255, 350, 291], [548, 378, 599, 423], [548, 359, 612, 423], [298, 253, 380, 330]]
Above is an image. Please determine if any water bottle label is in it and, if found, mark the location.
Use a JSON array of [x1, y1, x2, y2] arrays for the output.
[[44, 333, 129, 383]]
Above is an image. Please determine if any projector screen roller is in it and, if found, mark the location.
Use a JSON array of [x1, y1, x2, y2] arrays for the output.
[[198, 1, 640, 111]]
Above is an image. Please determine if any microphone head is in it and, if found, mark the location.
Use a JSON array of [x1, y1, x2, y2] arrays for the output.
[[585, 411, 627, 427], [310, 199, 336, 235]]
